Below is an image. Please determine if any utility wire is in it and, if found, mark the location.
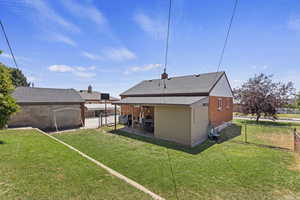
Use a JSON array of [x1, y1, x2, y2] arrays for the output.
[[166, 148, 179, 200], [163, 1, 178, 197], [164, 0, 172, 74], [0, 20, 19, 68], [214, 0, 239, 78]]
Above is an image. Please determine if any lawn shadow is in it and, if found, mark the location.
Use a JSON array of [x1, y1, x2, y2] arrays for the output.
[[217, 124, 242, 144], [231, 140, 291, 151], [0, 141, 5, 145], [108, 124, 242, 155]]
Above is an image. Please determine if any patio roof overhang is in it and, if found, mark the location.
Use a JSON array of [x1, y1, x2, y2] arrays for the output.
[[85, 103, 118, 111], [112, 96, 208, 106]]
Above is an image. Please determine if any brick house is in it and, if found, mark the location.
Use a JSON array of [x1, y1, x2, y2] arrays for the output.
[[8, 87, 85, 131], [113, 71, 233, 147], [78, 85, 120, 118]]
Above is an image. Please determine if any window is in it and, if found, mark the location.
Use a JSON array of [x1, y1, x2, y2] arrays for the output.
[[217, 98, 222, 111]]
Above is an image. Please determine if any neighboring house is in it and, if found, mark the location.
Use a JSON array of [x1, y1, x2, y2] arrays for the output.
[[113, 71, 233, 147], [78, 85, 120, 118], [8, 87, 85, 131]]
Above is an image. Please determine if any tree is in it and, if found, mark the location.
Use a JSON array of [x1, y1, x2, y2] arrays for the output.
[[234, 73, 295, 122], [9, 67, 30, 87], [296, 92, 300, 109], [0, 63, 19, 128]]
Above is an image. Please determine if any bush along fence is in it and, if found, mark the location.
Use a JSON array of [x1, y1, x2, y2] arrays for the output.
[[241, 124, 300, 152], [294, 128, 300, 153]]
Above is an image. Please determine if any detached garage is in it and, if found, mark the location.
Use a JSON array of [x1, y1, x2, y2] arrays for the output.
[[8, 87, 85, 131]]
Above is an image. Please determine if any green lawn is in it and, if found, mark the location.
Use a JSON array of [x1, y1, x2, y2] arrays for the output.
[[54, 121, 300, 200], [0, 129, 149, 200]]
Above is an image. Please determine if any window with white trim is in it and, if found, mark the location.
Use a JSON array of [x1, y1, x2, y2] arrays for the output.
[[217, 98, 222, 111]]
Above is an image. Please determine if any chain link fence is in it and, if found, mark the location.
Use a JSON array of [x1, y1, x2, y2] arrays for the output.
[[236, 123, 300, 151]]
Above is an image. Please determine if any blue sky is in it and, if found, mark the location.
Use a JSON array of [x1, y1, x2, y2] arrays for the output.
[[0, 0, 300, 97]]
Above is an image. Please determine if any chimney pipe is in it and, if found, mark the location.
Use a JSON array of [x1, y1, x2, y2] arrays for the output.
[[161, 72, 168, 79], [88, 85, 92, 93]]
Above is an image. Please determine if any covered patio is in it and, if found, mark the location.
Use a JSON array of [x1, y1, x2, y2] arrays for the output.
[[112, 96, 209, 146]]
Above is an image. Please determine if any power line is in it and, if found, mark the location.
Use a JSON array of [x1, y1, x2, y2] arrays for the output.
[[164, 0, 172, 74], [215, 0, 239, 74], [0, 20, 19, 68], [166, 148, 179, 200]]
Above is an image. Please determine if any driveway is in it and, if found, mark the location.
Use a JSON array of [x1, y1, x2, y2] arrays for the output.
[[85, 116, 119, 129]]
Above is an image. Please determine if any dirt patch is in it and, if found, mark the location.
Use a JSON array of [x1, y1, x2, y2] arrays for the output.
[[256, 133, 293, 150], [289, 153, 300, 171], [272, 189, 300, 200]]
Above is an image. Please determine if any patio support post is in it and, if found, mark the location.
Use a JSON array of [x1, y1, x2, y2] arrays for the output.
[[114, 104, 117, 132], [132, 105, 134, 128]]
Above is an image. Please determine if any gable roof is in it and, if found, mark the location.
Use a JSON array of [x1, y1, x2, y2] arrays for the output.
[[121, 71, 225, 96], [13, 87, 84, 104], [78, 90, 120, 101]]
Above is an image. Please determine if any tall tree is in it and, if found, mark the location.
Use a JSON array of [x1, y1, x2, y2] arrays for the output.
[[9, 67, 30, 87], [0, 63, 19, 128], [234, 73, 295, 122]]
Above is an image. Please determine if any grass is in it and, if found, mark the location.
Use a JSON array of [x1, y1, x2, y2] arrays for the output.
[[0, 129, 149, 200], [54, 121, 300, 200]]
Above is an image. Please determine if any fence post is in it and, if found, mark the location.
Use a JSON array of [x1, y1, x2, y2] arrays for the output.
[[244, 124, 248, 143], [294, 128, 300, 153]]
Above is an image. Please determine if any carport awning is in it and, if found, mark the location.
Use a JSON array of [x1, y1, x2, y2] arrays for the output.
[[112, 96, 208, 106], [85, 104, 117, 111]]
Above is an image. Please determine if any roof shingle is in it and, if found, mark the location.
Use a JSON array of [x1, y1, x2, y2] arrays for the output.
[[13, 87, 84, 103], [120, 71, 224, 96]]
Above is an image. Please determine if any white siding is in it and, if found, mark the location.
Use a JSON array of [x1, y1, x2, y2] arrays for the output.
[[190, 104, 209, 147], [210, 74, 233, 97], [154, 105, 191, 146]]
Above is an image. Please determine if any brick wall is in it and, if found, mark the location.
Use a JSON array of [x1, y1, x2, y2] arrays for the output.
[[209, 96, 233, 126]]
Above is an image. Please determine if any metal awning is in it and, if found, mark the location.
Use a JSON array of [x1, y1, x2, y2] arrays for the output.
[[85, 103, 117, 111], [112, 96, 208, 106]]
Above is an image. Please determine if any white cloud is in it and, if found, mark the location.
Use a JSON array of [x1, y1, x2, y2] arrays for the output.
[[0, 52, 31, 63], [81, 51, 103, 60], [288, 16, 300, 31], [51, 33, 77, 47], [23, 0, 80, 33], [27, 75, 37, 82], [82, 48, 136, 61], [103, 47, 136, 61], [48, 64, 96, 78], [125, 64, 162, 74], [250, 65, 268, 70], [61, 0, 106, 26], [48, 65, 74, 72], [133, 13, 166, 40], [73, 71, 96, 78]]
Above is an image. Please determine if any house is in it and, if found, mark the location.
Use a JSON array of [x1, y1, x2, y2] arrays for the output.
[[113, 71, 233, 147], [8, 87, 85, 131], [78, 85, 120, 118]]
